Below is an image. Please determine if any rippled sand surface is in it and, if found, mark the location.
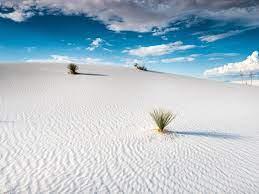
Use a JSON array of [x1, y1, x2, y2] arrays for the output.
[[0, 63, 258, 193]]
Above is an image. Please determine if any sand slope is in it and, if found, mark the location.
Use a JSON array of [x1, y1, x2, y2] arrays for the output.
[[0, 63, 259, 193]]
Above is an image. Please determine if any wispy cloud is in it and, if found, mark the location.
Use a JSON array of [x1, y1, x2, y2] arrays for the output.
[[199, 28, 254, 43], [206, 53, 239, 57], [208, 57, 223, 61], [204, 51, 259, 76], [186, 53, 238, 59], [124, 41, 196, 57], [162, 57, 195, 63], [152, 27, 179, 36], [189, 54, 202, 57]]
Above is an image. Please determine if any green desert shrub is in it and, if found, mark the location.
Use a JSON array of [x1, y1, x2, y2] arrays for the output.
[[67, 63, 78, 74], [150, 109, 176, 132], [134, 63, 147, 71]]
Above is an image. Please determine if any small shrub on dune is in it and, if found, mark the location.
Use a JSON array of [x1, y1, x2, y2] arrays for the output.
[[150, 109, 176, 132], [137, 65, 147, 71], [67, 63, 78, 74], [134, 63, 147, 71]]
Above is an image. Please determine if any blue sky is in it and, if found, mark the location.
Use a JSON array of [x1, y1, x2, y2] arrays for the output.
[[0, 0, 259, 78]]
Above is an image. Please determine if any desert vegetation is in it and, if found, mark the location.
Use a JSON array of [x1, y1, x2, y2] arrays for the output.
[[67, 63, 78, 74], [134, 63, 147, 71], [150, 109, 176, 132]]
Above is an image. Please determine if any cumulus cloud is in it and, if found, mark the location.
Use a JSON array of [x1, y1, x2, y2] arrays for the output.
[[204, 51, 259, 76], [124, 41, 196, 57], [199, 28, 253, 42], [162, 57, 195, 63], [87, 38, 103, 51], [0, 0, 258, 32], [26, 55, 104, 64]]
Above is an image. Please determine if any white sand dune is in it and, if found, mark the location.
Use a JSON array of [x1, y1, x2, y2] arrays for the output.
[[0, 63, 259, 193]]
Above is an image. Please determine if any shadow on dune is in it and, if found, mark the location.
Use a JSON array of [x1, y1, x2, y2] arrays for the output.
[[147, 70, 167, 74], [165, 130, 242, 139], [77, 73, 108, 76]]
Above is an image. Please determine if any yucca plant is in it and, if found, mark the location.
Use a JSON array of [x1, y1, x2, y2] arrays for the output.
[[137, 65, 147, 71], [134, 63, 147, 71], [67, 63, 78, 74], [150, 109, 176, 132]]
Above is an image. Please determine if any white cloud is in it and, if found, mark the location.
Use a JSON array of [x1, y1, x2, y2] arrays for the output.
[[189, 54, 201, 57], [152, 27, 179, 36], [162, 57, 195, 63], [204, 51, 259, 76], [124, 41, 196, 57], [26, 55, 103, 64], [199, 31, 237, 42], [0, 10, 33, 22], [222, 53, 239, 57], [87, 38, 103, 51], [206, 53, 239, 57], [160, 53, 237, 63], [202, 6, 259, 27], [208, 57, 223, 61], [0, 1, 258, 32], [199, 28, 253, 43], [161, 36, 168, 40]]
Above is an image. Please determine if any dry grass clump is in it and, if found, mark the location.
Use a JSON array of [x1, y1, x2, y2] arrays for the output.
[[150, 109, 176, 132], [67, 63, 78, 74], [134, 63, 147, 71]]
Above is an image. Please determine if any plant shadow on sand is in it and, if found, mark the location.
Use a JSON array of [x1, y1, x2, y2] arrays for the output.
[[77, 73, 108, 76], [148, 70, 167, 74], [164, 130, 242, 139]]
